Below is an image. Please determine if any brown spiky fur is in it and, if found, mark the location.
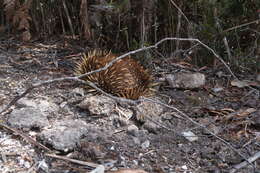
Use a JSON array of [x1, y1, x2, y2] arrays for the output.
[[75, 50, 153, 99]]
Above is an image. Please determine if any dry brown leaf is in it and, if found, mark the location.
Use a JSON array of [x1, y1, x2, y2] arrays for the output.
[[237, 108, 256, 118], [209, 108, 234, 116], [224, 108, 256, 121]]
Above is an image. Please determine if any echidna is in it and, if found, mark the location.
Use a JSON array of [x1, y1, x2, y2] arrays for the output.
[[75, 50, 153, 99]]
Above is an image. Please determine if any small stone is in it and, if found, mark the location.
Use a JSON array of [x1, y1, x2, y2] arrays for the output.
[[90, 165, 105, 173], [60, 101, 67, 108], [166, 72, 206, 89], [212, 87, 223, 93], [181, 165, 188, 170], [17, 97, 59, 114], [181, 131, 198, 142], [7, 107, 49, 129], [38, 160, 49, 172], [72, 87, 85, 96], [143, 121, 160, 133], [133, 160, 138, 165], [38, 120, 89, 151], [127, 125, 139, 137], [136, 99, 164, 122], [78, 95, 115, 115], [132, 137, 141, 145], [141, 140, 150, 149]]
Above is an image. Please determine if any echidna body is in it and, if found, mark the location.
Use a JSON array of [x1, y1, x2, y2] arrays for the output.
[[75, 50, 152, 99]]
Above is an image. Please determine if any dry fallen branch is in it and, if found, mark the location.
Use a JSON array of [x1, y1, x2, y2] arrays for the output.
[[0, 123, 52, 152], [46, 153, 100, 169], [223, 19, 260, 33], [230, 151, 260, 173]]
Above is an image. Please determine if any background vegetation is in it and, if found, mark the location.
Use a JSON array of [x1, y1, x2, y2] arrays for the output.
[[0, 0, 259, 73]]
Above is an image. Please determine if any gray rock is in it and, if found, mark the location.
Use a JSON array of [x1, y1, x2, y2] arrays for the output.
[[181, 131, 198, 142], [141, 140, 150, 149], [143, 120, 160, 133], [38, 120, 89, 151], [127, 125, 139, 137], [78, 95, 115, 115], [17, 97, 59, 114], [135, 99, 164, 122], [132, 137, 141, 145], [7, 107, 49, 129], [72, 87, 85, 97], [166, 72, 206, 89]]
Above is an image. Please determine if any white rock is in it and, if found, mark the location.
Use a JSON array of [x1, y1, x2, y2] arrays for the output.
[[181, 131, 198, 142]]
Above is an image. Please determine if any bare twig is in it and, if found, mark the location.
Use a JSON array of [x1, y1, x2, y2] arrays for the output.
[[0, 123, 52, 152], [223, 19, 260, 33], [175, 10, 182, 57], [45, 153, 100, 168], [230, 151, 260, 173], [169, 0, 190, 24]]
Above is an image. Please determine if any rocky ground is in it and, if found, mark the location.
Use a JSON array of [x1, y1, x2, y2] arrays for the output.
[[0, 41, 259, 173]]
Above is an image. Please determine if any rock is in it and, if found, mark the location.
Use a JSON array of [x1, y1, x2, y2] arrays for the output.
[[181, 131, 198, 142], [211, 87, 224, 93], [38, 120, 89, 151], [135, 99, 164, 122], [166, 72, 206, 89], [72, 141, 106, 161], [7, 107, 49, 129], [142, 120, 160, 133], [78, 95, 115, 115], [90, 165, 105, 173], [132, 137, 141, 145], [141, 140, 150, 149], [72, 87, 85, 97], [127, 125, 139, 137], [38, 160, 49, 172], [17, 97, 59, 114]]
